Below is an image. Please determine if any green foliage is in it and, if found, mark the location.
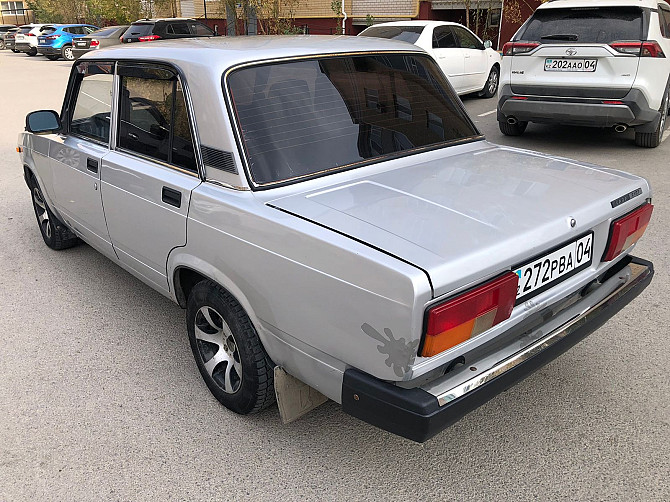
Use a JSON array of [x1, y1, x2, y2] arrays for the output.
[[27, 0, 146, 24]]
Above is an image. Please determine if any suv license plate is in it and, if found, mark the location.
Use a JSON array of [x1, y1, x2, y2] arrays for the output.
[[515, 233, 593, 301], [545, 58, 597, 72]]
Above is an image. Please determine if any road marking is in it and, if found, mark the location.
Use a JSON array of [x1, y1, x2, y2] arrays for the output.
[[478, 109, 497, 117]]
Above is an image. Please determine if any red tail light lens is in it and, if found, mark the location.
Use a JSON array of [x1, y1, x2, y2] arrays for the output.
[[90, 39, 100, 47], [421, 272, 519, 357], [502, 42, 539, 56], [610, 41, 665, 58], [138, 35, 161, 42], [28, 33, 35, 36], [603, 203, 653, 262]]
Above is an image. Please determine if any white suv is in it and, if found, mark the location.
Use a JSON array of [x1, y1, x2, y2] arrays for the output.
[[14, 24, 52, 56], [497, 0, 670, 147]]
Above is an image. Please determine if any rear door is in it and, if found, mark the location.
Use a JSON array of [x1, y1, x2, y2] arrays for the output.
[[431, 25, 466, 92], [101, 63, 201, 293], [510, 6, 645, 98]]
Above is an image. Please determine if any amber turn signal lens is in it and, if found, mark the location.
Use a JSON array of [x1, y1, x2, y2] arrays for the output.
[[421, 272, 518, 357]]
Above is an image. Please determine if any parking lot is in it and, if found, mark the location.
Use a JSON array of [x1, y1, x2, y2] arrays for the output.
[[0, 49, 668, 501]]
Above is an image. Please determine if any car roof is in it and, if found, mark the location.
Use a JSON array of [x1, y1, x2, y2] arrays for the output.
[[86, 35, 425, 71], [364, 20, 464, 28], [131, 18, 197, 24], [538, 0, 659, 10]]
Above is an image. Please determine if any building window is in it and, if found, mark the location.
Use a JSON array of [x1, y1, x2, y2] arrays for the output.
[[1, 1, 24, 14], [488, 8, 501, 29]]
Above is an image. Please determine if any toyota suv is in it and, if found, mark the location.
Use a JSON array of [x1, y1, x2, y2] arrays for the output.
[[497, 0, 670, 147]]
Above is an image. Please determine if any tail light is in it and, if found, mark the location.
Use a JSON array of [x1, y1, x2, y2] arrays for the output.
[[90, 39, 100, 47], [502, 42, 539, 56], [421, 272, 519, 357], [138, 35, 161, 42], [46, 35, 61, 40], [603, 203, 653, 261], [610, 41, 665, 58], [28, 33, 35, 36]]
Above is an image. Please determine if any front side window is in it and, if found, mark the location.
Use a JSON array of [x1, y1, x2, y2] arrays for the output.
[[167, 23, 190, 35], [189, 22, 213, 35], [453, 26, 483, 49], [69, 62, 114, 144], [228, 54, 479, 186], [118, 65, 196, 172]]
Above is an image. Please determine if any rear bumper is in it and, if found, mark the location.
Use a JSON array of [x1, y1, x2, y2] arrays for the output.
[[37, 46, 60, 55], [497, 85, 660, 130], [341, 256, 653, 443], [72, 48, 92, 59], [14, 42, 33, 52]]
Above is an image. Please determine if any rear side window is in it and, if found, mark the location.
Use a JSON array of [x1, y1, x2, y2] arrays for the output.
[[167, 23, 190, 35], [359, 25, 425, 44], [228, 54, 479, 186], [520, 7, 644, 43], [189, 22, 213, 35], [69, 62, 114, 144], [118, 65, 197, 172], [433, 26, 458, 49], [660, 9, 670, 38]]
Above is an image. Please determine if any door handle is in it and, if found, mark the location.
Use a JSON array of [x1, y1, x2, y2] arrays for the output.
[[161, 186, 182, 208], [128, 132, 139, 140], [86, 158, 98, 173]]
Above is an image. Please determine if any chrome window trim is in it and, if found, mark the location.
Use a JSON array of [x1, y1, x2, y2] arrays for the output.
[[221, 50, 484, 191], [113, 146, 201, 178]]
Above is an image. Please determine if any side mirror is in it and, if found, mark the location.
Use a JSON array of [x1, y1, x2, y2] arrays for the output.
[[26, 110, 61, 134], [483, 40, 493, 49]]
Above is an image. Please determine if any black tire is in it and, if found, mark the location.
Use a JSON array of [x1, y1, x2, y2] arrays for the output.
[[499, 119, 528, 136], [635, 89, 668, 148], [26, 47, 37, 56], [46, 54, 60, 61], [11, 48, 19, 53], [187, 280, 275, 415], [0, 40, 6, 50], [61, 45, 74, 61], [28, 174, 79, 250], [479, 65, 500, 99]]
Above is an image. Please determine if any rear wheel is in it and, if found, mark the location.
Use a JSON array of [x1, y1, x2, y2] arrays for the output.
[[26, 47, 37, 56], [479, 66, 500, 99], [499, 119, 528, 136], [46, 54, 60, 61], [11, 48, 19, 53], [0, 40, 6, 50], [61, 45, 74, 61], [635, 89, 668, 148]]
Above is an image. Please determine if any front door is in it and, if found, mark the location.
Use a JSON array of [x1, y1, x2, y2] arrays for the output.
[[452, 26, 488, 92], [50, 61, 115, 257]]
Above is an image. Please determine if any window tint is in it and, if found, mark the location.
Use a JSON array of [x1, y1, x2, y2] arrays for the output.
[[167, 23, 190, 35], [118, 68, 196, 171], [521, 7, 644, 43], [190, 22, 213, 35], [359, 25, 424, 44], [41, 26, 56, 35], [433, 26, 458, 49], [453, 26, 482, 49], [661, 9, 670, 39], [228, 54, 478, 186], [70, 62, 114, 144], [126, 23, 154, 37]]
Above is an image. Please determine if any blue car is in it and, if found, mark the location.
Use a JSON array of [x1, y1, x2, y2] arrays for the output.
[[37, 24, 98, 61]]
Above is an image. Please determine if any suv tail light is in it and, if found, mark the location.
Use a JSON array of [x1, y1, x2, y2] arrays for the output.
[[603, 203, 653, 261], [90, 39, 100, 47], [502, 42, 539, 56], [603, 203, 654, 261], [28, 32, 35, 36], [610, 41, 665, 58], [421, 272, 519, 357], [138, 35, 161, 42]]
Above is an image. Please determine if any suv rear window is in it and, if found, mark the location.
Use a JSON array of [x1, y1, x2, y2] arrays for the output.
[[520, 7, 644, 44], [228, 54, 479, 186], [126, 23, 154, 37], [359, 26, 425, 44], [18, 26, 32, 34]]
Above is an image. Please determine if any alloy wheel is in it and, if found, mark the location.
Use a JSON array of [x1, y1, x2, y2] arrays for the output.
[[63, 46, 74, 61], [33, 186, 51, 239], [194, 306, 243, 394], [488, 70, 499, 95]]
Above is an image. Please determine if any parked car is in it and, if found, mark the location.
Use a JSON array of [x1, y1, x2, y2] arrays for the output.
[[120, 18, 213, 43], [498, 0, 670, 147], [1, 26, 18, 51], [0, 24, 15, 49], [36, 24, 98, 61], [18, 37, 654, 442], [359, 20, 502, 98], [71, 25, 129, 59], [14, 24, 55, 56]]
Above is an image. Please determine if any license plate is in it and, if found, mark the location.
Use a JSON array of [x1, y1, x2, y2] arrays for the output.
[[76, 42, 86, 47], [544, 58, 597, 72], [515, 233, 593, 301]]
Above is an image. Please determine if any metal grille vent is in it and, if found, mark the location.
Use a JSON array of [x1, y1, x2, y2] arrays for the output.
[[201, 146, 237, 174]]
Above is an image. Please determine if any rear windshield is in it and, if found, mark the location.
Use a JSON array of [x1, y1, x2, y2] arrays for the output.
[[228, 54, 479, 186], [125, 23, 154, 37], [41, 27, 57, 35], [359, 25, 425, 44], [520, 7, 644, 43], [18, 26, 32, 34], [90, 26, 123, 37]]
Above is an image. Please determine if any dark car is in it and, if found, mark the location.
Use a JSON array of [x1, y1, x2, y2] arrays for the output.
[[72, 25, 129, 59], [1, 26, 18, 51], [120, 18, 213, 43]]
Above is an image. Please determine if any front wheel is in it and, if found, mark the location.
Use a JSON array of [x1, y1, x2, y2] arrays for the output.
[[29, 175, 79, 250], [61, 45, 75, 61], [479, 66, 500, 99], [46, 54, 60, 61], [499, 119, 528, 136], [635, 89, 668, 148], [11, 48, 19, 53], [187, 280, 275, 415]]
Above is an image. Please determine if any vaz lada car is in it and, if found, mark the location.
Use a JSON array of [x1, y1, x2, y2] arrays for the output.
[[18, 37, 654, 442]]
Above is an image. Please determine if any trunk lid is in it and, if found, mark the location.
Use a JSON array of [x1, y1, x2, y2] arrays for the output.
[[74, 37, 92, 49], [268, 144, 649, 298]]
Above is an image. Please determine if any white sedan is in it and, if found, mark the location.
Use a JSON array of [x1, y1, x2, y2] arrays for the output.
[[359, 20, 502, 98]]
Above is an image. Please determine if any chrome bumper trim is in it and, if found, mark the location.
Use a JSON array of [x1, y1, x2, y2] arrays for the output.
[[436, 261, 650, 406]]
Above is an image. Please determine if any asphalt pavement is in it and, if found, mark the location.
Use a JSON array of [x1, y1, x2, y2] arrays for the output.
[[1, 50, 668, 501]]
